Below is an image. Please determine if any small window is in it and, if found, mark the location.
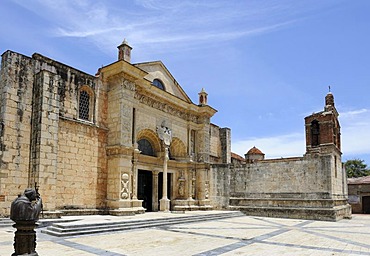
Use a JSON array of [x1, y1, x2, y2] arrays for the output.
[[311, 120, 320, 147], [79, 89, 92, 121], [138, 139, 155, 156], [153, 79, 165, 90]]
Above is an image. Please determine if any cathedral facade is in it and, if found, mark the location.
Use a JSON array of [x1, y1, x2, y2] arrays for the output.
[[0, 41, 350, 220]]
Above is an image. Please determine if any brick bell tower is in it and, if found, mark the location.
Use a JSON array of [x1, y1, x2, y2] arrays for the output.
[[304, 91, 341, 154]]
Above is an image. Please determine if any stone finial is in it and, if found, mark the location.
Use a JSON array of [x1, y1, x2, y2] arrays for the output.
[[325, 92, 334, 108], [117, 39, 132, 62], [324, 91, 336, 113], [198, 88, 208, 106]]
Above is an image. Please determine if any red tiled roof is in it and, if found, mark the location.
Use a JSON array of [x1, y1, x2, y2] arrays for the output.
[[246, 146, 264, 155], [231, 152, 245, 161]]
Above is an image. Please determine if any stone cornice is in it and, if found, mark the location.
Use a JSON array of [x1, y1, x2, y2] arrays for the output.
[[134, 90, 217, 123], [100, 60, 147, 83], [106, 145, 134, 157]]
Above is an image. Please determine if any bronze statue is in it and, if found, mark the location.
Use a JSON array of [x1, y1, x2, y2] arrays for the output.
[[10, 188, 42, 221], [10, 188, 42, 255]]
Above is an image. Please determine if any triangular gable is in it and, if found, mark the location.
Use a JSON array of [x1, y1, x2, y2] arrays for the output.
[[134, 61, 193, 104]]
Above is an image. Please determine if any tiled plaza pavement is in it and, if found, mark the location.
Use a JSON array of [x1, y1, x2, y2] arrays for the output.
[[1, 213, 370, 255]]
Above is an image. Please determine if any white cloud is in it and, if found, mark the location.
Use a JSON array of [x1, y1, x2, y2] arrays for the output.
[[232, 108, 370, 160], [12, 0, 333, 57], [340, 109, 370, 155], [232, 133, 305, 159]]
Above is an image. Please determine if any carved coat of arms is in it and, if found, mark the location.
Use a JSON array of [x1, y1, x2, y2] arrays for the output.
[[157, 121, 172, 147]]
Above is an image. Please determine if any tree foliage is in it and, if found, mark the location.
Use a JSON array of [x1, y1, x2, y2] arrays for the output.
[[345, 159, 370, 178]]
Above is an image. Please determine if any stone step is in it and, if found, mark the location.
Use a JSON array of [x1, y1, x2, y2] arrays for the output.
[[229, 205, 350, 221], [42, 211, 244, 237], [229, 197, 348, 208], [0, 218, 13, 227]]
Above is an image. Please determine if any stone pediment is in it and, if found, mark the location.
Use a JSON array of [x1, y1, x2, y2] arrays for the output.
[[134, 61, 192, 104]]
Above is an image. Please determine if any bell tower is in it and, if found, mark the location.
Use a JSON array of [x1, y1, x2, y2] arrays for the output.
[[305, 91, 341, 154]]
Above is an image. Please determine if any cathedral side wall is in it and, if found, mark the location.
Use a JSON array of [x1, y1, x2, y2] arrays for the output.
[[56, 119, 106, 209]]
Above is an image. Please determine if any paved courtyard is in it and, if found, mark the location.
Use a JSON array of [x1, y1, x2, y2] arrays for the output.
[[1, 213, 370, 255]]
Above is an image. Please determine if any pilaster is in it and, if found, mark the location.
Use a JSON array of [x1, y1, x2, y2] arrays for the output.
[[30, 71, 60, 211]]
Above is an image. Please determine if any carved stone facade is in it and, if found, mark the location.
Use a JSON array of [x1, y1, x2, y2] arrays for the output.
[[0, 42, 350, 221], [0, 42, 225, 217]]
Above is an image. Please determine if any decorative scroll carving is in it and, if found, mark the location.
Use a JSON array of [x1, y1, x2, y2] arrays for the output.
[[205, 181, 209, 199], [178, 171, 185, 197], [122, 79, 135, 91], [121, 173, 130, 199], [134, 92, 199, 123], [191, 170, 196, 199]]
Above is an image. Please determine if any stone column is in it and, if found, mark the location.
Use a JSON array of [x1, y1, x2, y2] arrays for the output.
[[188, 169, 195, 201], [152, 171, 159, 212], [157, 121, 172, 212], [131, 149, 140, 200], [160, 147, 170, 211]]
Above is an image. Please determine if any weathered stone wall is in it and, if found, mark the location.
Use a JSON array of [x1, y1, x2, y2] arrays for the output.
[[0, 51, 107, 216], [220, 128, 231, 164], [29, 70, 59, 211], [0, 51, 34, 216], [209, 164, 230, 209], [209, 124, 221, 159], [56, 119, 106, 209], [210, 153, 347, 209]]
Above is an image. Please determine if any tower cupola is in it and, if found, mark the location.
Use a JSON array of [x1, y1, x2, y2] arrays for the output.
[[117, 39, 132, 62], [198, 88, 208, 106], [325, 92, 335, 112]]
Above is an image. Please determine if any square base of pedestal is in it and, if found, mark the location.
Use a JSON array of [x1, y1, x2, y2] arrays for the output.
[[106, 199, 145, 215], [159, 198, 170, 212]]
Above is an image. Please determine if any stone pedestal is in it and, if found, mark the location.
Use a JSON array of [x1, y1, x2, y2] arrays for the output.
[[12, 220, 39, 256], [160, 198, 170, 212], [107, 199, 145, 215]]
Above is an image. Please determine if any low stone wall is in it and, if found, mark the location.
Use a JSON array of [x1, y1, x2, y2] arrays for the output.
[[230, 204, 351, 221], [210, 153, 351, 221]]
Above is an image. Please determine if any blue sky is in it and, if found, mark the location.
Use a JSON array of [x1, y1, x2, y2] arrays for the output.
[[1, 0, 369, 164]]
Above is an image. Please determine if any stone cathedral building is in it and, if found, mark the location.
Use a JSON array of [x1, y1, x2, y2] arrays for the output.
[[0, 41, 351, 221]]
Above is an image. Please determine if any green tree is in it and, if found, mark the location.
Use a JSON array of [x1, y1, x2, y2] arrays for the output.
[[345, 159, 370, 178]]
